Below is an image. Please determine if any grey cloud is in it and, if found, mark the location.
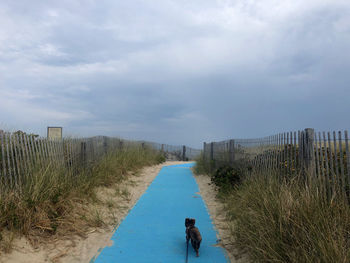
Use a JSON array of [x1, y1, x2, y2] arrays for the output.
[[0, 0, 350, 148]]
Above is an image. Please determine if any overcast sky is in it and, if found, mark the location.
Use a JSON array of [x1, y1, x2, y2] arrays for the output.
[[0, 0, 349, 148]]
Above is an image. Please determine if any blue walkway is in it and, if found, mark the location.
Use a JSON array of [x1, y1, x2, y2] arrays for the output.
[[92, 163, 229, 263]]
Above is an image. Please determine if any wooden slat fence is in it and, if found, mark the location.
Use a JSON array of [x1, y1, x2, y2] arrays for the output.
[[204, 128, 350, 201], [145, 141, 201, 161], [0, 131, 201, 190]]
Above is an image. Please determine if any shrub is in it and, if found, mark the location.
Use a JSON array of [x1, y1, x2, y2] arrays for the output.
[[211, 161, 251, 194], [156, 153, 166, 163]]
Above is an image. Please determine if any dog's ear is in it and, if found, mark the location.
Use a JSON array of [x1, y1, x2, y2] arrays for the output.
[[190, 218, 196, 226], [185, 218, 190, 227]]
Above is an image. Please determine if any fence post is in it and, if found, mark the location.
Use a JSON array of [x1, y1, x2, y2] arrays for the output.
[[81, 141, 87, 167], [90, 138, 94, 162], [229, 139, 235, 165], [182, 145, 186, 161], [103, 136, 108, 155], [203, 142, 206, 161], [304, 128, 315, 184], [0, 131, 6, 179], [210, 142, 214, 170]]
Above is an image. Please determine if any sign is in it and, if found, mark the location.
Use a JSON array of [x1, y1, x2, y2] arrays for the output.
[[47, 127, 62, 139]]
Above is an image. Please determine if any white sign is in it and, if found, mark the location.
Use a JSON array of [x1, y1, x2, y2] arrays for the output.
[[47, 127, 62, 139]]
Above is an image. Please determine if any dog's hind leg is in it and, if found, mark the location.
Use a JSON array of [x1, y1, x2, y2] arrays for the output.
[[195, 244, 199, 257], [191, 240, 200, 257]]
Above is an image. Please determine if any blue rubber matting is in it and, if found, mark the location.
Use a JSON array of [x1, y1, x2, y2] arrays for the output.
[[92, 163, 229, 263]]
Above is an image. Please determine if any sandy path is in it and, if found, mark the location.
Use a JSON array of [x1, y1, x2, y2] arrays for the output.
[[0, 161, 187, 263], [193, 173, 248, 263]]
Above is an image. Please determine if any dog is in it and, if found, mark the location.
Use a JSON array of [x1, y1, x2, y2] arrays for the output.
[[185, 218, 202, 257]]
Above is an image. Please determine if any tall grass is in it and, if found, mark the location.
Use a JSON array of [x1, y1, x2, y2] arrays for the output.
[[0, 146, 165, 249], [194, 156, 350, 263], [193, 152, 213, 174], [224, 174, 350, 263]]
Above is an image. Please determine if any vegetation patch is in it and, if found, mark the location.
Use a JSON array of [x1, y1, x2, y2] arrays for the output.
[[194, 157, 350, 263], [194, 155, 250, 194], [224, 174, 350, 263], [0, 146, 165, 253]]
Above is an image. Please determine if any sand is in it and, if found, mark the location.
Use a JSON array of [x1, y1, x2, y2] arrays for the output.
[[193, 173, 248, 263], [1, 162, 248, 263], [0, 161, 186, 263]]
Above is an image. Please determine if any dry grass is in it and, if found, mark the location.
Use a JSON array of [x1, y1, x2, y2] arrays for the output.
[[193, 152, 212, 174], [0, 146, 164, 253], [223, 174, 350, 263], [194, 155, 350, 263]]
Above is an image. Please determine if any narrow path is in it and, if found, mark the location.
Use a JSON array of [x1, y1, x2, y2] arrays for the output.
[[92, 163, 229, 263]]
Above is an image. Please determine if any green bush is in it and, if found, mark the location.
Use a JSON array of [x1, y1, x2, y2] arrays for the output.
[[210, 161, 251, 194], [211, 166, 240, 192], [156, 153, 166, 163]]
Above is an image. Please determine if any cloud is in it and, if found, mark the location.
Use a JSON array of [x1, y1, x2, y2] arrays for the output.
[[0, 0, 349, 147]]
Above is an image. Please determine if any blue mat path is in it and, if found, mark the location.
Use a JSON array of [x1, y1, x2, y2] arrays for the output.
[[92, 163, 229, 263]]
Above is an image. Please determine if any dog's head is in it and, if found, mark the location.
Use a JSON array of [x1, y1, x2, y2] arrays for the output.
[[185, 218, 196, 227]]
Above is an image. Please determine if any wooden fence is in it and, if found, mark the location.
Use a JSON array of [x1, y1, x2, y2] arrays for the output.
[[0, 130, 201, 189], [203, 128, 350, 201], [140, 141, 201, 161]]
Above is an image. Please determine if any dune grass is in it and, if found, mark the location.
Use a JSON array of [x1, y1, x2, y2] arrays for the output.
[[192, 152, 213, 175], [226, 174, 350, 263], [0, 146, 165, 251], [194, 158, 350, 263]]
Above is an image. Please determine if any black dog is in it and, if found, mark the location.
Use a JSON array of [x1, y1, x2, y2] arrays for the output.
[[185, 218, 202, 257]]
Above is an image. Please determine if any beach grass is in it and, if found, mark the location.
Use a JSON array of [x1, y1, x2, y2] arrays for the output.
[[0, 146, 165, 251], [194, 158, 350, 263]]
